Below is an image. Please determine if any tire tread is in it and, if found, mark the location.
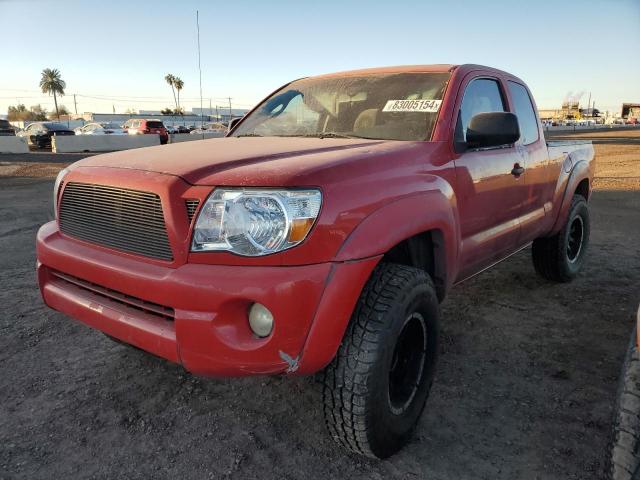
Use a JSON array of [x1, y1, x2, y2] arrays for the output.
[[606, 328, 640, 480], [321, 263, 437, 458], [532, 195, 589, 282]]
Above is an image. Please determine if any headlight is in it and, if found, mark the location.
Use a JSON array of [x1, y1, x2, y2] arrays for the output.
[[53, 167, 69, 218], [191, 188, 322, 256]]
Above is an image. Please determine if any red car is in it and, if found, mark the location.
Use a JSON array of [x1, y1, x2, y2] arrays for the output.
[[37, 64, 595, 458], [123, 118, 169, 144]]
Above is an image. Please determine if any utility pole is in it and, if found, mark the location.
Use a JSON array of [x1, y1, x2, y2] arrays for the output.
[[209, 98, 212, 120], [586, 92, 591, 117], [228, 97, 232, 122], [196, 10, 204, 130], [73, 94, 78, 115], [215, 105, 219, 122]]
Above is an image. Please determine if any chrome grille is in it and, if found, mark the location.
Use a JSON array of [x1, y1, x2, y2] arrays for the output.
[[185, 199, 200, 223], [59, 182, 173, 261]]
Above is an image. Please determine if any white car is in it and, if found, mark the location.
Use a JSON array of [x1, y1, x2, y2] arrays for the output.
[[74, 122, 127, 135]]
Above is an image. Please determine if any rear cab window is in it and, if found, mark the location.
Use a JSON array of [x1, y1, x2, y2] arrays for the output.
[[507, 81, 539, 145], [146, 121, 164, 129]]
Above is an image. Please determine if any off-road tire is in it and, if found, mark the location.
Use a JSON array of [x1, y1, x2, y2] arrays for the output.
[[532, 194, 590, 282], [607, 327, 640, 480], [321, 263, 440, 459]]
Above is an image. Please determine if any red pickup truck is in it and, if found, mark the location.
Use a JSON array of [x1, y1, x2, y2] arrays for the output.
[[37, 64, 595, 458]]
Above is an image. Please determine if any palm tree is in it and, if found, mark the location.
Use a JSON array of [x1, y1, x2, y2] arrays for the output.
[[39, 68, 66, 120], [165, 74, 177, 111], [174, 77, 184, 113]]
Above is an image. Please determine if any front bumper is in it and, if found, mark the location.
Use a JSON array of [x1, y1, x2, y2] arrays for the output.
[[37, 221, 379, 376]]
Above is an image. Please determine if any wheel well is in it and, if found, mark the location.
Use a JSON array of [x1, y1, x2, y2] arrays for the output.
[[575, 178, 590, 200], [381, 230, 447, 301]]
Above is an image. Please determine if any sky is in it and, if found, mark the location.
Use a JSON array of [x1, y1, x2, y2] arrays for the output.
[[0, 0, 638, 116]]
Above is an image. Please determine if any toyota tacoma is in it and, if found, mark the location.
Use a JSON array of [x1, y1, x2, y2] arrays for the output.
[[37, 64, 595, 458]]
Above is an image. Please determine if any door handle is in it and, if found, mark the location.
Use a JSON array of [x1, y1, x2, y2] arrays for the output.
[[511, 164, 525, 177]]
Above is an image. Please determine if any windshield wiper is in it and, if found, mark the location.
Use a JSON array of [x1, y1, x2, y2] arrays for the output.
[[235, 133, 263, 137], [287, 132, 358, 139]]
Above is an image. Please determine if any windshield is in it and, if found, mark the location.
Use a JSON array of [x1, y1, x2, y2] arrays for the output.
[[232, 72, 450, 141], [100, 122, 121, 129]]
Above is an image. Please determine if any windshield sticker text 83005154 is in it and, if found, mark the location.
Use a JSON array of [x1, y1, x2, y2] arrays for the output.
[[382, 99, 442, 113]]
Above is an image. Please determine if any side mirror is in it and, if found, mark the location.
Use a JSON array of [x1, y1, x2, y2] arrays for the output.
[[466, 112, 520, 149], [228, 117, 242, 132]]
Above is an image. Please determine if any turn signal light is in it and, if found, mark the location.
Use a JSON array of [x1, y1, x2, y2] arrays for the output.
[[288, 218, 315, 243]]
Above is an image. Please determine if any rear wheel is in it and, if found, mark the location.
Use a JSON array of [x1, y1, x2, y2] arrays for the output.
[[532, 194, 590, 282], [321, 263, 439, 458]]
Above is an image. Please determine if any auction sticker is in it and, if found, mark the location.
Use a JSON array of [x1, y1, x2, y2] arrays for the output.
[[382, 99, 442, 113]]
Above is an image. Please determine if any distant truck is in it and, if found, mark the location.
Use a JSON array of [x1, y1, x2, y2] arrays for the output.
[[37, 64, 595, 458]]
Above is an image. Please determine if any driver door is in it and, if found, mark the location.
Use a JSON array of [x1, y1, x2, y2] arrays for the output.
[[453, 77, 528, 281]]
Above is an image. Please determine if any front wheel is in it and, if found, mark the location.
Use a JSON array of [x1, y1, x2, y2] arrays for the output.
[[532, 194, 590, 282], [321, 263, 440, 458]]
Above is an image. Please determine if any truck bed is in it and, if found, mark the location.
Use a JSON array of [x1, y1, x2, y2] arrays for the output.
[[547, 140, 594, 166]]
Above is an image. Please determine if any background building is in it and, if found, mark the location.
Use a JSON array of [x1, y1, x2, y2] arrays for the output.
[[621, 103, 640, 119]]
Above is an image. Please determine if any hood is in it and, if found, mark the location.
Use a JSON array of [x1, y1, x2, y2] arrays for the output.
[[73, 137, 436, 186]]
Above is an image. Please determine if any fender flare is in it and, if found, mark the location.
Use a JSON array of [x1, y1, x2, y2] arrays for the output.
[[295, 178, 460, 374], [549, 160, 591, 235], [335, 176, 459, 291]]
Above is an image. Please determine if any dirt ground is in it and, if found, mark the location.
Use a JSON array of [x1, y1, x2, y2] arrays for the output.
[[1, 131, 639, 479]]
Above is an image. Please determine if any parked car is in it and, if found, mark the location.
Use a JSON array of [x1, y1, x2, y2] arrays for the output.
[[189, 122, 227, 135], [0, 119, 16, 136], [17, 122, 74, 149], [173, 125, 190, 134], [606, 306, 640, 480], [37, 64, 595, 459], [75, 122, 127, 135], [122, 118, 168, 144]]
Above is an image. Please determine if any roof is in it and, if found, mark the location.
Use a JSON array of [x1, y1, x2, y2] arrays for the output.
[[306, 64, 523, 83], [312, 64, 457, 80]]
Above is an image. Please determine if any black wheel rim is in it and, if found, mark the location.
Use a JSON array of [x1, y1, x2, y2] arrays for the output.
[[567, 216, 584, 263], [388, 312, 427, 415]]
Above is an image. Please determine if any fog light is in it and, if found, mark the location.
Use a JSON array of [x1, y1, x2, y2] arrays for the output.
[[249, 303, 274, 337]]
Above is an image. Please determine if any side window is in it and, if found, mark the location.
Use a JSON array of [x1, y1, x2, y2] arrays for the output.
[[508, 81, 539, 145], [455, 78, 505, 145]]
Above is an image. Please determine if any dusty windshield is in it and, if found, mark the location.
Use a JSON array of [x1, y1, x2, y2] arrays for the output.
[[232, 72, 450, 141]]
